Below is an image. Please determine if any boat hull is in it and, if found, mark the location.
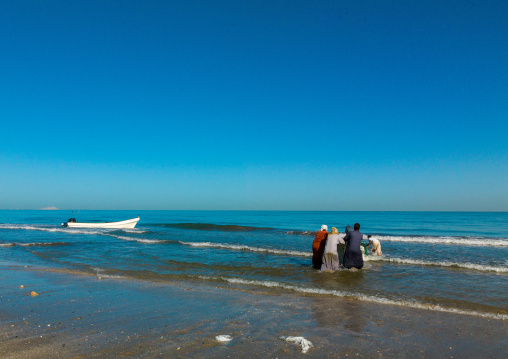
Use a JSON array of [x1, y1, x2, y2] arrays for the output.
[[64, 217, 140, 229]]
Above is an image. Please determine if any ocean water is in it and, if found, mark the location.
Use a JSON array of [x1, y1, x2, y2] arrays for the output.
[[1, 210, 507, 320]]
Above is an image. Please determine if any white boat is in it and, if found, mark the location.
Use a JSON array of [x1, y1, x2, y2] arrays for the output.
[[63, 217, 140, 229]]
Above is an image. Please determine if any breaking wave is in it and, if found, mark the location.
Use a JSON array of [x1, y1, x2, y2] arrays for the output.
[[107, 234, 167, 244], [105, 236, 311, 257], [120, 229, 150, 234], [92, 267, 128, 279], [284, 231, 508, 247], [179, 241, 311, 257], [374, 235, 508, 247], [0, 224, 112, 236], [0, 224, 149, 240], [209, 276, 508, 321], [367, 256, 508, 273]]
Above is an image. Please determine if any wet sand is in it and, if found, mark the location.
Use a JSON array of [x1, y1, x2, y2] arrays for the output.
[[1, 265, 507, 358]]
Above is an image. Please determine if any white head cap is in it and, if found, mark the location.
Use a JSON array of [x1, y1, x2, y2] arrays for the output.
[[321, 225, 328, 231]]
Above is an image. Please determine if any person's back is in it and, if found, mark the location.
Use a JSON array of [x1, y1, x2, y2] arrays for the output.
[[323, 233, 343, 254], [343, 223, 364, 269], [320, 227, 342, 272], [371, 238, 382, 255], [312, 225, 328, 269]]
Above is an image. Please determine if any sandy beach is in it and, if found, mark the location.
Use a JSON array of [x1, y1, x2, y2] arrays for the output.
[[1, 265, 506, 359]]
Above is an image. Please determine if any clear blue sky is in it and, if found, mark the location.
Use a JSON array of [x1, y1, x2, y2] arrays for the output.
[[1, 0, 507, 211]]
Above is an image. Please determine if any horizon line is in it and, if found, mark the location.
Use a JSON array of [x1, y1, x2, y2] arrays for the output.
[[1, 209, 507, 213]]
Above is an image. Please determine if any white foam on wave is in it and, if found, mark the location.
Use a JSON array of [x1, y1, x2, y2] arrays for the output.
[[218, 277, 508, 321], [92, 267, 126, 279], [108, 234, 163, 244], [99, 274, 127, 279], [366, 256, 508, 273], [0, 224, 164, 245], [121, 229, 149, 234], [181, 242, 507, 273], [179, 241, 312, 257], [375, 235, 508, 247], [0, 224, 110, 236]]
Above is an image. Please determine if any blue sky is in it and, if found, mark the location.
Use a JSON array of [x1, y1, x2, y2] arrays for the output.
[[1, 0, 507, 211]]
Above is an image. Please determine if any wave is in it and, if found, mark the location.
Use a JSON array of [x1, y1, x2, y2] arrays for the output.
[[106, 234, 310, 257], [285, 230, 315, 236], [367, 256, 508, 273], [108, 235, 310, 257], [178, 240, 507, 273], [372, 235, 508, 247], [0, 242, 69, 248], [0, 224, 150, 239], [0, 224, 113, 236], [107, 234, 167, 244], [206, 276, 508, 321], [152, 223, 274, 232], [120, 229, 150, 234], [179, 241, 312, 257], [283, 229, 508, 247], [91, 267, 128, 279], [108, 236, 507, 273], [4, 223, 507, 248]]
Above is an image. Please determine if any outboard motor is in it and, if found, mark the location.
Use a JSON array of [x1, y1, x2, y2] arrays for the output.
[[63, 218, 77, 227]]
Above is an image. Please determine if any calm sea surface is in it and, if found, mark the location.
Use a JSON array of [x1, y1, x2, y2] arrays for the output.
[[1, 210, 507, 320]]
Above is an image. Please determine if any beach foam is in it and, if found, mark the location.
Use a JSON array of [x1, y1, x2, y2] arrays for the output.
[[108, 234, 165, 244], [0, 224, 111, 236], [120, 229, 149, 234], [367, 256, 508, 273], [0, 243, 15, 247], [374, 235, 508, 247], [217, 277, 508, 321], [92, 267, 127, 279]]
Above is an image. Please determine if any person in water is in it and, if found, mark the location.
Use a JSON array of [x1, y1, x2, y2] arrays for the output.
[[367, 235, 382, 256], [343, 223, 364, 269], [320, 227, 344, 272], [312, 225, 328, 269]]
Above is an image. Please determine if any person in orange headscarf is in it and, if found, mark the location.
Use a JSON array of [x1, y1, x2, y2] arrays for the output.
[[312, 225, 328, 269]]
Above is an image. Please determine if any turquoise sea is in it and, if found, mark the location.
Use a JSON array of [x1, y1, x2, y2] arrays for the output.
[[1, 210, 507, 320]]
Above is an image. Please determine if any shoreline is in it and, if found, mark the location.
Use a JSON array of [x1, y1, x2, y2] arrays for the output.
[[1, 265, 507, 358]]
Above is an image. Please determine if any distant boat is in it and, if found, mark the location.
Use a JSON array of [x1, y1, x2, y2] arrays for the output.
[[62, 217, 140, 229]]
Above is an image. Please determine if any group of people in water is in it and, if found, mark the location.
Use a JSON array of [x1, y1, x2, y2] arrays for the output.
[[312, 223, 382, 271]]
